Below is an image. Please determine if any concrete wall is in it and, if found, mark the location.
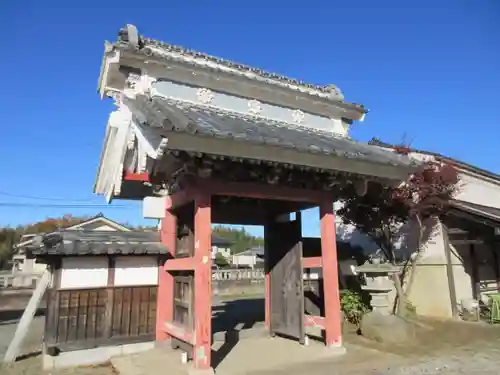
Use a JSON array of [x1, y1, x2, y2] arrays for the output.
[[213, 269, 265, 297], [404, 222, 456, 317], [404, 224, 500, 317], [214, 278, 265, 297], [0, 270, 43, 289], [0, 287, 47, 311]]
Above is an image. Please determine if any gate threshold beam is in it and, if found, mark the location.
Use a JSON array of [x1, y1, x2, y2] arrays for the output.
[[164, 257, 196, 271], [302, 256, 322, 268], [304, 315, 325, 329], [164, 321, 194, 345]]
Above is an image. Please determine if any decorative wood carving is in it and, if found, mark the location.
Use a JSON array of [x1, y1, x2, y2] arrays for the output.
[[196, 88, 214, 104], [175, 204, 195, 258], [292, 109, 305, 124], [150, 151, 379, 197], [126, 73, 141, 90], [248, 100, 262, 115]]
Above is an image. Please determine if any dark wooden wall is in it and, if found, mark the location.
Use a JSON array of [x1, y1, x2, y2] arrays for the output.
[[45, 285, 157, 352]]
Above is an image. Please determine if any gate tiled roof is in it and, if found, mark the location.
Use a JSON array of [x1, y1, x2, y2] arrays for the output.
[[124, 95, 416, 170]]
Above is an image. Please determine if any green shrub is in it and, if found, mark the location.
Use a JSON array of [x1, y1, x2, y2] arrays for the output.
[[340, 289, 369, 327], [214, 253, 230, 268]]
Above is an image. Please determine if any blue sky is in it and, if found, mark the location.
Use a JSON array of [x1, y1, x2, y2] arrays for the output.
[[0, 0, 499, 237]]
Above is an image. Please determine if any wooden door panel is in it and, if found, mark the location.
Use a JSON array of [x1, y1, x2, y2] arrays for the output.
[[267, 219, 304, 342]]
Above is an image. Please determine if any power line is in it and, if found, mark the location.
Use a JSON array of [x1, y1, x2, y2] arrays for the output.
[[0, 202, 135, 209], [0, 191, 98, 202]]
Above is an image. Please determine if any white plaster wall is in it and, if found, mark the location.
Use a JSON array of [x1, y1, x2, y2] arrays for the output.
[[33, 261, 48, 273], [152, 81, 347, 135], [408, 151, 500, 209], [407, 152, 435, 163], [13, 255, 47, 274], [232, 254, 256, 267], [92, 224, 119, 231], [114, 256, 158, 286], [71, 223, 118, 232], [60, 257, 108, 289], [454, 173, 500, 209]]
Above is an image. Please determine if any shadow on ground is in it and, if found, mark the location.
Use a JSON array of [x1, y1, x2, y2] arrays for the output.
[[211, 298, 265, 368], [0, 308, 45, 326]]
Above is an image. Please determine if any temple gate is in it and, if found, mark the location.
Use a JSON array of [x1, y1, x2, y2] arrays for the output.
[[93, 24, 417, 372]]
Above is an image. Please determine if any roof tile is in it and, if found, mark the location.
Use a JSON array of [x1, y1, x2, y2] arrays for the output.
[[115, 25, 350, 105], [124, 95, 415, 169], [28, 230, 169, 257]]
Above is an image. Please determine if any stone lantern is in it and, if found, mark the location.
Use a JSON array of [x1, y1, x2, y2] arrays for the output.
[[355, 261, 400, 316], [355, 260, 415, 343]]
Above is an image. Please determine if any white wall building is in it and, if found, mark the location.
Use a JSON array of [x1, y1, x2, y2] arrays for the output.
[[338, 139, 500, 318], [232, 247, 264, 269], [12, 214, 131, 275]]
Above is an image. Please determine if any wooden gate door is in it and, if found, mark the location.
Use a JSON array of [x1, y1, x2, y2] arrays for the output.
[[267, 218, 305, 342]]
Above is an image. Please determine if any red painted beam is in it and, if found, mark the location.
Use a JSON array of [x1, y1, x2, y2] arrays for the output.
[[156, 211, 176, 341], [304, 315, 326, 329], [123, 171, 150, 182], [265, 271, 270, 330], [164, 321, 194, 345], [164, 257, 196, 271], [319, 201, 342, 348], [264, 223, 271, 331], [165, 189, 196, 211], [302, 256, 322, 268], [202, 179, 331, 204], [193, 192, 212, 370]]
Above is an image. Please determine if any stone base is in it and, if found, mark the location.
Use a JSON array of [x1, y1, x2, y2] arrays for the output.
[[42, 341, 155, 370], [361, 312, 416, 344], [187, 367, 216, 375], [326, 343, 347, 355]]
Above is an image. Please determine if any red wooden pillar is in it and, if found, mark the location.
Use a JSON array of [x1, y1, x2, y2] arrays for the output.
[[156, 209, 176, 341], [193, 192, 212, 369], [319, 201, 342, 347], [263, 223, 271, 331]]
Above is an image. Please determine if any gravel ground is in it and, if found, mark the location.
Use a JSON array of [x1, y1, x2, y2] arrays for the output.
[[254, 341, 500, 375], [0, 316, 45, 362], [2, 301, 500, 375], [324, 319, 500, 375]]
